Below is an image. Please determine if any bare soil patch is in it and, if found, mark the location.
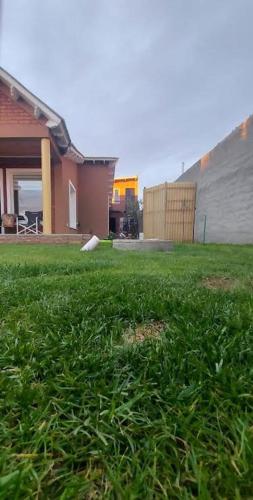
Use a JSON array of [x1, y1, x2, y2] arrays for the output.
[[202, 276, 237, 290], [124, 321, 165, 344]]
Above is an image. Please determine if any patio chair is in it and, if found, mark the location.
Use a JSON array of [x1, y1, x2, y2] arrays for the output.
[[16, 211, 43, 235]]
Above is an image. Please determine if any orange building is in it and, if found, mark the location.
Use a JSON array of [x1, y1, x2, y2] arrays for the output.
[[109, 176, 138, 234]]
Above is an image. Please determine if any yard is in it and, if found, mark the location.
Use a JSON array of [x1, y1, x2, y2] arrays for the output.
[[0, 242, 253, 498]]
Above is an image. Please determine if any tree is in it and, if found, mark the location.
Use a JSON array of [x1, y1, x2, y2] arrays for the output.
[[124, 197, 142, 238]]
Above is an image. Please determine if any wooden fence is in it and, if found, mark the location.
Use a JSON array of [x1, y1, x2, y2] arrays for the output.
[[143, 182, 196, 242]]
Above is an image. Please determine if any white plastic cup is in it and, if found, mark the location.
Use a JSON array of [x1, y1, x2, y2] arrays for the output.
[[80, 235, 100, 251]]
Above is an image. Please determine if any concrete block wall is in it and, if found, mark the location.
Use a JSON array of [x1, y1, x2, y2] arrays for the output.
[[177, 117, 253, 243]]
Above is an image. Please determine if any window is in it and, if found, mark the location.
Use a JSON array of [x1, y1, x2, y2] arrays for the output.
[[13, 175, 42, 215], [113, 188, 120, 203], [125, 188, 135, 210], [125, 188, 135, 200], [6, 169, 42, 214], [69, 181, 77, 229]]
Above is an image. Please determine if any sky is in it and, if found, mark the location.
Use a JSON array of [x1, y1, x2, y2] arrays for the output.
[[0, 0, 253, 193]]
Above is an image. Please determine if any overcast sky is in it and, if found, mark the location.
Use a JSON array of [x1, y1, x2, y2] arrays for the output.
[[1, 0, 253, 192]]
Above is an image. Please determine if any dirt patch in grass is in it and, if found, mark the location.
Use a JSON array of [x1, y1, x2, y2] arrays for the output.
[[124, 321, 165, 344], [202, 276, 237, 290]]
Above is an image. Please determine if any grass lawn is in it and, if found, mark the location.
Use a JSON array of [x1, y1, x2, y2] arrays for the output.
[[0, 242, 253, 498]]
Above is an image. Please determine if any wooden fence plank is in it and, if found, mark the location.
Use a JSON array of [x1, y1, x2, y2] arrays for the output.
[[143, 182, 196, 242]]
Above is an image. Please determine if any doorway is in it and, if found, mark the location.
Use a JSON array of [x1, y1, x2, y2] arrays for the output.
[[109, 216, 116, 233], [6, 169, 42, 215]]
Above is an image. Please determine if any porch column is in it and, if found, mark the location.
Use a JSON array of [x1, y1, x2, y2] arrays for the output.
[[41, 138, 52, 234]]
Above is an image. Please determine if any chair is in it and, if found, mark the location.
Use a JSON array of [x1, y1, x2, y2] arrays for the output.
[[16, 211, 43, 235]]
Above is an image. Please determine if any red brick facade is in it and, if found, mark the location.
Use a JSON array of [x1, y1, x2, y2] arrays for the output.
[[0, 85, 39, 125]]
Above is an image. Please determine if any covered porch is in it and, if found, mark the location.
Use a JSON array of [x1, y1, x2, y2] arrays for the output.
[[0, 137, 57, 234]]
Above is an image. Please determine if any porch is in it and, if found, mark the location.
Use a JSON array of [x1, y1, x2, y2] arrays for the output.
[[0, 137, 57, 235]]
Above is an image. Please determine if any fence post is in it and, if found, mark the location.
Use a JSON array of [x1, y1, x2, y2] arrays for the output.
[[164, 182, 168, 240], [143, 187, 146, 238], [203, 215, 207, 244]]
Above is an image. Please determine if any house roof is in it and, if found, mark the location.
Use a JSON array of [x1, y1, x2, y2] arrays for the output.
[[0, 67, 118, 166]]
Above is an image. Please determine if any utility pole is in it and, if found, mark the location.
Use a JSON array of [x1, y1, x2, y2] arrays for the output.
[[181, 162, 185, 175]]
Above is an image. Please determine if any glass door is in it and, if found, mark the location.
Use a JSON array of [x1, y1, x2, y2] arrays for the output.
[[13, 174, 42, 216]]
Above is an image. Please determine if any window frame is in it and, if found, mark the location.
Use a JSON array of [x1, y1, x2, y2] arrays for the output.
[[113, 188, 120, 203], [0, 169, 4, 215], [68, 180, 77, 229], [6, 168, 42, 214]]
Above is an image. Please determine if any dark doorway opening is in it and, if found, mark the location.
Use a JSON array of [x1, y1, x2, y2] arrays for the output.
[[109, 217, 116, 233]]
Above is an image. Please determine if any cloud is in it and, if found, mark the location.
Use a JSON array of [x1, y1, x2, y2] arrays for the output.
[[1, 0, 253, 192]]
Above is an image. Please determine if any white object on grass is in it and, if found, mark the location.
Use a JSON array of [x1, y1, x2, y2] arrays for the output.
[[80, 235, 100, 251]]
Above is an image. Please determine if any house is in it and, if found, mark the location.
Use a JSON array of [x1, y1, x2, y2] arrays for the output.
[[176, 116, 253, 243], [109, 176, 138, 235], [0, 67, 118, 238]]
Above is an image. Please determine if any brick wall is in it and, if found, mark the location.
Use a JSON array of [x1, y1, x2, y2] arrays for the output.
[[78, 164, 111, 238], [0, 85, 40, 125], [0, 234, 90, 244]]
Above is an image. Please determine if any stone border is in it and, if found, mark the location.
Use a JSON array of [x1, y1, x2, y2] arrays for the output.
[[0, 234, 90, 245], [113, 239, 173, 251]]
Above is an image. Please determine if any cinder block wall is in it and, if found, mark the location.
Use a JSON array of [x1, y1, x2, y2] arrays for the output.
[[176, 117, 253, 243]]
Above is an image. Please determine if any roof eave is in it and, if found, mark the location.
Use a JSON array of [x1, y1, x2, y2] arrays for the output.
[[83, 156, 119, 164], [0, 66, 70, 152], [0, 67, 119, 167], [64, 143, 85, 164]]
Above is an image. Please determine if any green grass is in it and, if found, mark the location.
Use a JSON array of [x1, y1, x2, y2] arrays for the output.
[[0, 242, 253, 499]]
